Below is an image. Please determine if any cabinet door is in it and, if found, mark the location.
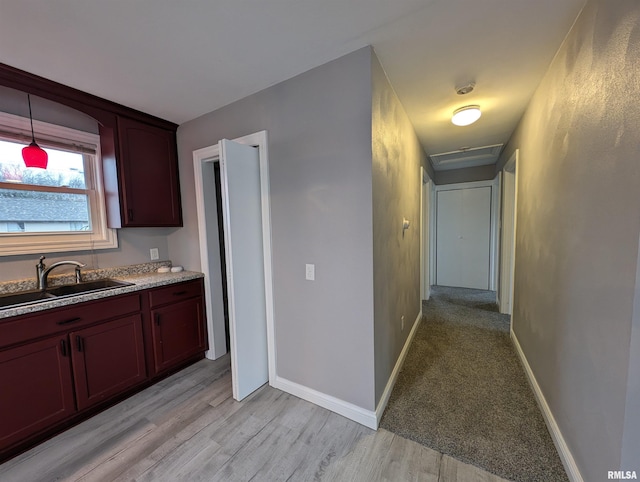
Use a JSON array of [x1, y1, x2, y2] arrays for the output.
[[117, 116, 182, 227], [70, 315, 146, 411], [151, 297, 206, 373], [0, 335, 75, 451]]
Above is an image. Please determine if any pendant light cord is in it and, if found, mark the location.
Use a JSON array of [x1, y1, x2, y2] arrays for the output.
[[21, 93, 49, 169], [27, 94, 36, 143]]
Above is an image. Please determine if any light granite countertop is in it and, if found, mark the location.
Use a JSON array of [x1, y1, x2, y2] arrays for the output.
[[0, 263, 204, 320]]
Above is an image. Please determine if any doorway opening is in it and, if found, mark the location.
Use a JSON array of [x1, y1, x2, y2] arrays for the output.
[[213, 161, 230, 352], [192, 131, 275, 401]]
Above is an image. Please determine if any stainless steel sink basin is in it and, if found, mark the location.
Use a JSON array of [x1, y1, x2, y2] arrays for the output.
[[46, 279, 133, 297], [0, 279, 134, 309], [0, 291, 56, 308]]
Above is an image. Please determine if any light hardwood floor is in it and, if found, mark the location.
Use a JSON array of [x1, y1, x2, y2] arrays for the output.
[[1, 357, 510, 481]]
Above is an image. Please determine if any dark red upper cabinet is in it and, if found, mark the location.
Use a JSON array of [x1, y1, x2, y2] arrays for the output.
[[116, 116, 183, 227]]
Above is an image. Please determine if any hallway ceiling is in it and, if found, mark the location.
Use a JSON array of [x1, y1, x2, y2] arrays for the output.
[[0, 0, 586, 170]]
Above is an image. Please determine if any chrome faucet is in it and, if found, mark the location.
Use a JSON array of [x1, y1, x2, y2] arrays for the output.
[[36, 256, 86, 291]]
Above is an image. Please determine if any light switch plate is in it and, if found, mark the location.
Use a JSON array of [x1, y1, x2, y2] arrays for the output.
[[150, 248, 159, 260], [305, 264, 315, 281]]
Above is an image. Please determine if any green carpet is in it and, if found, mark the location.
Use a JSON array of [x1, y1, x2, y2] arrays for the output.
[[380, 286, 568, 482]]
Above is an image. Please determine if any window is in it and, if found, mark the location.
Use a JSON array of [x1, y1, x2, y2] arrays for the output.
[[0, 112, 117, 255]]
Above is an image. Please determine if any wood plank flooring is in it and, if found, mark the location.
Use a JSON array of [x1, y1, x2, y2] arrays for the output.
[[0, 357, 510, 481]]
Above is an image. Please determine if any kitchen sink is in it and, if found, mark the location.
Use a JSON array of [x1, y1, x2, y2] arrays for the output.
[[46, 279, 133, 297], [0, 291, 56, 308], [0, 279, 134, 309]]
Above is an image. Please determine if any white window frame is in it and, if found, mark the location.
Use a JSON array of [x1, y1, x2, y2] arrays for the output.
[[0, 111, 118, 255]]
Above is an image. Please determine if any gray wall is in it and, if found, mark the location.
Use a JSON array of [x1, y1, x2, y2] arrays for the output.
[[623, 237, 640, 469], [0, 86, 176, 281], [371, 54, 425, 405], [496, 0, 640, 479], [173, 47, 377, 410], [434, 164, 495, 185], [0, 228, 175, 282]]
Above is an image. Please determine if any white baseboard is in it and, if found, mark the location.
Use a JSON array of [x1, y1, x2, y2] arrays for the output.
[[510, 329, 583, 482], [270, 310, 422, 432], [375, 310, 423, 426], [271, 376, 377, 430]]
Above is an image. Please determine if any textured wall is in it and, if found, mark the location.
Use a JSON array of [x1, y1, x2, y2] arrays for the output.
[[623, 238, 640, 469], [371, 53, 425, 405], [496, 0, 640, 478], [175, 48, 376, 410]]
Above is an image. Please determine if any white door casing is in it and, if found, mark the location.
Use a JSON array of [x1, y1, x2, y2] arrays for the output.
[[420, 168, 431, 301], [429, 183, 437, 287], [499, 149, 519, 315]]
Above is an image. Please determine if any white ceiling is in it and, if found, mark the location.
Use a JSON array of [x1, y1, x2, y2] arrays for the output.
[[0, 0, 586, 168]]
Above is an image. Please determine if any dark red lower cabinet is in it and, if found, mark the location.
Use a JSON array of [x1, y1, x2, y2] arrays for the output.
[[70, 315, 146, 411], [0, 335, 75, 450], [0, 280, 206, 460], [151, 297, 206, 373]]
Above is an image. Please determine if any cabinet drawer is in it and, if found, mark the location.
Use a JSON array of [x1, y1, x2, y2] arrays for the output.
[[148, 279, 202, 308], [0, 293, 141, 349]]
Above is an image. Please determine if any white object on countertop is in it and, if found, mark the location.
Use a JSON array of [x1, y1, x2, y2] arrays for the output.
[[171, 266, 184, 273], [157, 267, 171, 273]]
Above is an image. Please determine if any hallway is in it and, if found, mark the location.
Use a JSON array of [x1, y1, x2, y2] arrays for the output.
[[380, 286, 567, 482]]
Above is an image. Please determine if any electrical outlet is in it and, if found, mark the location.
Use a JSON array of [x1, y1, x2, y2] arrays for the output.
[[401, 315, 405, 331], [305, 264, 315, 281], [150, 248, 159, 260]]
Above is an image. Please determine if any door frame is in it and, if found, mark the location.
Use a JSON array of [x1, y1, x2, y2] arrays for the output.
[[429, 181, 437, 287], [434, 179, 500, 291], [192, 131, 276, 383], [499, 149, 519, 315], [420, 168, 432, 301]]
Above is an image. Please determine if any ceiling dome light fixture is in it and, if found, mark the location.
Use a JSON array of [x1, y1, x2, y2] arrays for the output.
[[452, 105, 481, 126], [22, 94, 48, 169]]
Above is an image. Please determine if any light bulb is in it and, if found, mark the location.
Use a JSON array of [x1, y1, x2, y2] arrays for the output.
[[452, 105, 481, 126]]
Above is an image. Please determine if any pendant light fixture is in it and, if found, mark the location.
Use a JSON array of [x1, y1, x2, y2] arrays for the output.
[[451, 105, 482, 126], [22, 94, 48, 169]]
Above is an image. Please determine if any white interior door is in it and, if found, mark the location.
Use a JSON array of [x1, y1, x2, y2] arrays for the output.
[[436, 186, 492, 290], [219, 138, 269, 400]]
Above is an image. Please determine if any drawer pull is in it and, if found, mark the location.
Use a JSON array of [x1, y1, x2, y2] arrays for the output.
[[57, 317, 82, 326], [60, 339, 68, 357], [76, 336, 84, 352], [173, 290, 187, 296]]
